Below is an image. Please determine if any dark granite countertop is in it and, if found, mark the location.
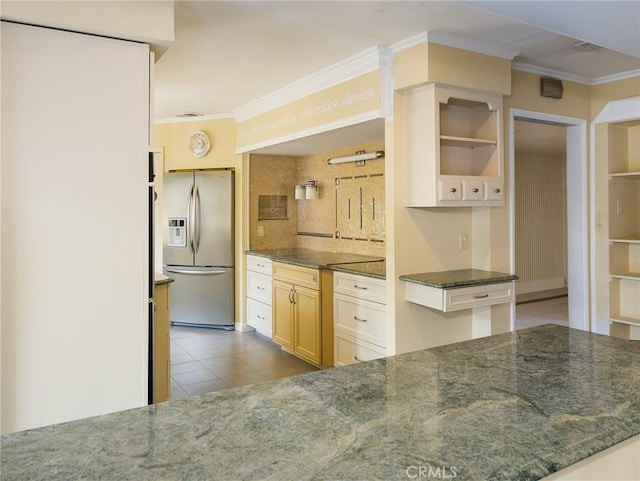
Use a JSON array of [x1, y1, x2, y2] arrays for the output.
[[330, 260, 386, 280], [400, 268, 517, 288], [153, 273, 174, 285], [3, 325, 639, 480], [247, 248, 385, 275]]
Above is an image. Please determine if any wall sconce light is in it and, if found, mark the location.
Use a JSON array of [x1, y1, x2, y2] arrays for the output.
[[327, 150, 384, 166], [295, 180, 318, 200]]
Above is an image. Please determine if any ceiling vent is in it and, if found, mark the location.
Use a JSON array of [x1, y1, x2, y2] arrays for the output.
[[175, 112, 204, 118], [540, 77, 563, 99], [572, 41, 604, 52]]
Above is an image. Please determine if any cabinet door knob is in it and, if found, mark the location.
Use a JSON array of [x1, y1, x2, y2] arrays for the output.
[[472, 188, 479, 193], [450, 187, 457, 193], [494, 188, 501, 193]]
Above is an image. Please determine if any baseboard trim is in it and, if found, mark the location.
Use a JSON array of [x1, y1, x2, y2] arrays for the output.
[[516, 277, 565, 295]]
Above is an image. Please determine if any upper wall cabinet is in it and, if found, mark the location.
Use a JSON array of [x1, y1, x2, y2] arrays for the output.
[[403, 84, 504, 207]]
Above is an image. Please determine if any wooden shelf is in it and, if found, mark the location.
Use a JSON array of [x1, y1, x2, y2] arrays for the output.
[[440, 135, 497, 148], [610, 237, 640, 244], [610, 315, 640, 326], [610, 271, 640, 281], [609, 171, 640, 178]]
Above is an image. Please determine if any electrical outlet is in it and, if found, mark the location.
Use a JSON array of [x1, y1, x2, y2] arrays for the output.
[[257, 225, 265, 237], [616, 199, 623, 215], [459, 233, 468, 250]]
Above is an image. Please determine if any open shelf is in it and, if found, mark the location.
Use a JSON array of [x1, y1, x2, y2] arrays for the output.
[[610, 171, 640, 178], [440, 136, 497, 148], [610, 272, 640, 281], [609, 237, 640, 244], [609, 315, 640, 326]]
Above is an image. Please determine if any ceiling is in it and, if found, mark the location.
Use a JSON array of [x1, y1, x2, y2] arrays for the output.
[[153, 1, 639, 154]]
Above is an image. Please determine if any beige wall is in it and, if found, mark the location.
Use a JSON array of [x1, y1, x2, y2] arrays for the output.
[[394, 42, 511, 95], [248, 154, 299, 251], [155, 118, 238, 172], [591, 77, 640, 119]]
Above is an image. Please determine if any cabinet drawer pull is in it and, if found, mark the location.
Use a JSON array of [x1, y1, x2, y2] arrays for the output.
[[472, 188, 479, 193], [257, 315, 265, 320], [257, 286, 265, 290], [354, 316, 368, 323], [450, 187, 457, 193], [354, 285, 368, 290], [256, 263, 265, 268], [473, 294, 489, 299], [494, 188, 501, 193]]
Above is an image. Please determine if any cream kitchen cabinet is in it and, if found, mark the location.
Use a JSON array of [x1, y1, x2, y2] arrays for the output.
[[333, 272, 386, 366], [403, 84, 504, 207], [272, 262, 324, 365], [246, 255, 273, 337], [153, 277, 172, 404]]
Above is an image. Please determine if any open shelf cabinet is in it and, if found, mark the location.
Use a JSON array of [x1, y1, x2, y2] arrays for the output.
[[607, 119, 640, 339], [404, 84, 503, 207]]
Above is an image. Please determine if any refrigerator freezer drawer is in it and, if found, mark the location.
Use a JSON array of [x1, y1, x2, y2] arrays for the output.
[[164, 266, 234, 328]]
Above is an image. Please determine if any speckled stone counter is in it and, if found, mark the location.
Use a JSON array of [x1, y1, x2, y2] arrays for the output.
[[153, 273, 174, 285], [400, 268, 517, 288], [3, 325, 639, 480], [331, 260, 386, 279], [247, 248, 384, 270]]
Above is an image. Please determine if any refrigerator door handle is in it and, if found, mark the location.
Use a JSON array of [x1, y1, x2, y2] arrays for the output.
[[187, 182, 196, 255], [165, 268, 227, 276], [194, 182, 201, 254]]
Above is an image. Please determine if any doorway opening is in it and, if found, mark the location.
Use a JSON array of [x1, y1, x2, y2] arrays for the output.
[[513, 120, 569, 330], [508, 109, 588, 332]]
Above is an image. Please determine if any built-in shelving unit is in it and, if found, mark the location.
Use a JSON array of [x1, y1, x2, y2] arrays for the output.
[[607, 119, 640, 339], [404, 84, 504, 207]]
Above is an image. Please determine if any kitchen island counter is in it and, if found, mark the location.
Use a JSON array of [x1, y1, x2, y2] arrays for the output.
[[3, 325, 639, 480]]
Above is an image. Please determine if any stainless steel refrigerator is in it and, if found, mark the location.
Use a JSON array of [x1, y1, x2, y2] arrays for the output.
[[163, 170, 235, 329]]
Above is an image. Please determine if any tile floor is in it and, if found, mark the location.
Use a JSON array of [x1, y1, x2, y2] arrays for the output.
[[169, 326, 317, 400], [515, 295, 569, 330]]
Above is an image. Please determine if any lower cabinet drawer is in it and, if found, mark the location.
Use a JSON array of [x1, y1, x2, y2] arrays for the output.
[[445, 282, 514, 311], [405, 280, 515, 312], [247, 271, 272, 305], [334, 293, 387, 347], [273, 262, 320, 290], [247, 298, 272, 337], [334, 335, 385, 367]]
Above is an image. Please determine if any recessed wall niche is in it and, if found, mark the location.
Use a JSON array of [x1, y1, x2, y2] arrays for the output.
[[258, 195, 288, 220]]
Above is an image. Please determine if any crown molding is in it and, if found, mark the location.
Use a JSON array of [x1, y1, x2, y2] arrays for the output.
[[512, 62, 640, 86], [591, 69, 640, 86], [154, 113, 234, 124], [391, 30, 519, 60], [512, 62, 592, 85], [233, 45, 392, 123]]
